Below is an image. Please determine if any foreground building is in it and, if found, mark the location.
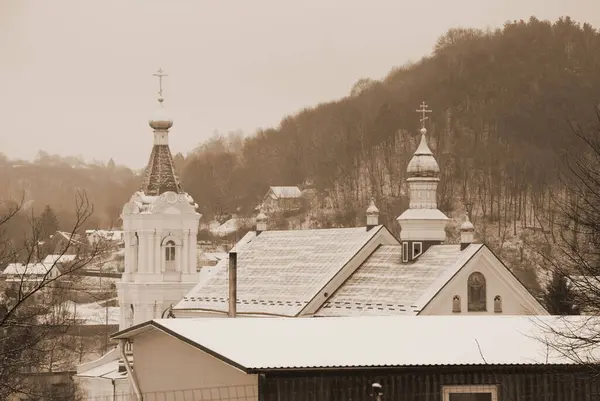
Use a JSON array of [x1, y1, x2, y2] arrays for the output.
[[112, 315, 599, 401]]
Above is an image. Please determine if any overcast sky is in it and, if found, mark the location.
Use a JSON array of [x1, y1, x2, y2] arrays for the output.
[[1, 0, 599, 168]]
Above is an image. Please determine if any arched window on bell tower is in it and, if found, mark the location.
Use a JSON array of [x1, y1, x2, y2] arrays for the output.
[[165, 240, 176, 271]]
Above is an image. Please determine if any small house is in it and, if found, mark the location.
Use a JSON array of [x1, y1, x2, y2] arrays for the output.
[[111, 316, 599, 401], [260, 186, 304, 214]]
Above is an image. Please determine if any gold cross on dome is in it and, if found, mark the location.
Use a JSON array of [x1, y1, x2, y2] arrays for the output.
[[415, 101, 432, 128], [152, 68, 168, 97]]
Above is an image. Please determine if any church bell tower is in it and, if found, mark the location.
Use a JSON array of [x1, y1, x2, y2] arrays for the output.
[[397, 102, 448, 263], [117, 69, 201, 329]]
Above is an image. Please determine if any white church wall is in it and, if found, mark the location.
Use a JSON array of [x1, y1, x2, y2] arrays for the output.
[[420, 248, 547, 316]]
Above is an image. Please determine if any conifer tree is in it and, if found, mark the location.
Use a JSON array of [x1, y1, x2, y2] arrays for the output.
[[543, 270, 581, 315], [39, 204, 59, 240]]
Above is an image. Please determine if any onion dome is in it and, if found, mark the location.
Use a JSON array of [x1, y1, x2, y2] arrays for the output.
[[366, 199, 379, 216], [149, 96, 173, 131], [406, 128, 440, 178], [461, 213, 475, 232]]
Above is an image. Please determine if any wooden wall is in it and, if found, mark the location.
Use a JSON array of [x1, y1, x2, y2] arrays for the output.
[[261, 365, 599, 401]]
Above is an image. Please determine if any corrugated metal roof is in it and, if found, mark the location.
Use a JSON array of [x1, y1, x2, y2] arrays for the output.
[[316, 244, 482, 316], [175, 227, 382, 316], [123, 316, 598, 370]]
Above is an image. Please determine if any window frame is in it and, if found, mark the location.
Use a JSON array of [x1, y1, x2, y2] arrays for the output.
[[493, 295, 502, 313], [402, 242, 409, 262], [165, 240, 176, 262], [467, 271, 487, 312], [452, 295, 461, 313], [412, 241, 423, 259], [442, 385, 498, 401]]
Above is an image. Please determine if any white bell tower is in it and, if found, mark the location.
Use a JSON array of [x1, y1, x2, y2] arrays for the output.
[[117, 69, 201, 329]]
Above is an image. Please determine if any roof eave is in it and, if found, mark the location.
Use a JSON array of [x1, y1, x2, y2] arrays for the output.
[[246, 362, 592, 374]]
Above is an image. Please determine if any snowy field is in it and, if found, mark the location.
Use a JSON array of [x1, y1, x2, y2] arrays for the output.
[[63, 299, 120, 325]]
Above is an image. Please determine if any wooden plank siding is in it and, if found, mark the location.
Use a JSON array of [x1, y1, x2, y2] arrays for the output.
[[260, 366, 599, 401]]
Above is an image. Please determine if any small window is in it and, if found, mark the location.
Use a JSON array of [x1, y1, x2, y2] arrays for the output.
[[452, 295, 461, 313], [412, 242, 422, 259], [467, 272, 487, 312], [494, 295, 502, 313], [402, 242, 409, 262], [443, 385, 498, 401], [165, 240, 176, 262]]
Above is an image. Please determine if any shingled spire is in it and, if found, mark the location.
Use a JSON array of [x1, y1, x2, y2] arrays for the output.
[[139, 68, 183, 196]]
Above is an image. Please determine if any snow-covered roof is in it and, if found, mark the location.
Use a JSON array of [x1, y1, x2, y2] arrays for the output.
[[85, 229, 124, 241], [42, 253, 77, 266], [176, 226, 385, 316], [316, 244, 483, 316], [199, 252, 227, 263], [113, 316, 599, 370], [55, 230, 87, 245], [3, 262, 55, 276], [268, 186, 303, 199], [396, 208, 449, 221], [210, 218, 243, 237], [76, 359, 126, 380]]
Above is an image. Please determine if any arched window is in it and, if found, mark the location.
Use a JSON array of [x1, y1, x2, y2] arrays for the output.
[[467, 272, 487, 312], [452, 295, 461, 313], [165, 240, 176, 262], [494, 295, 502, 313]]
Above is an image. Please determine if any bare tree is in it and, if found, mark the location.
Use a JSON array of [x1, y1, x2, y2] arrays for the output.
[[0, 191, 113, 400], [534, 109, 600, 364]]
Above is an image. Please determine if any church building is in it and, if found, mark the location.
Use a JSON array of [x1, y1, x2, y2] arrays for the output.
[[174, 104, 547, 318], [75, 69, 201, 399], [76, 77, 547, 398]]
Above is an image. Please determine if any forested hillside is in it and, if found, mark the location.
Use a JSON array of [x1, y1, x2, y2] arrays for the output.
[[0, 153, 139, 240], [182, 17, 600, 231], [2, 17, 599, 290]]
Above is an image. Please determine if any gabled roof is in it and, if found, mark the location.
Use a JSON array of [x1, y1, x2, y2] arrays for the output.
[[112, 316, 599, 372], [139, 144, 182, 196], [268, 186, 303, 199], [175, 226, 388, 316], [316, 244, 482, 316], [2, 262, 55, 276], [55, 231, 87, 246]]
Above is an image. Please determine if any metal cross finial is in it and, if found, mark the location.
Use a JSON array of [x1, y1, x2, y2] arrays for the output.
[[415, 101, 432, 128], [152, 68, 168, 97]]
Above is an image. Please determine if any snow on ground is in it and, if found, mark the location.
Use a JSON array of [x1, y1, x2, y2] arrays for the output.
[[63, 299, 120, 325]]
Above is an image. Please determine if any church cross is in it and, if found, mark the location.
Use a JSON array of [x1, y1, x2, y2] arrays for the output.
[[153, 68, 168, 97], [415, 101, 432, 128]]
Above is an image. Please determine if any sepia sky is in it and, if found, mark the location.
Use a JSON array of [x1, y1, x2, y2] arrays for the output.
[[1, 0, 599, 168]]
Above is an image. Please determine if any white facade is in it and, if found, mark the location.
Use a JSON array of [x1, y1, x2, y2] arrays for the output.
[[118, 191, 201, 328], [421, 246, 547, 315]]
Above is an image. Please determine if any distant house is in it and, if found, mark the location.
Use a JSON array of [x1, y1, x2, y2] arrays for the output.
[[40, 231, 88, 256], [112, 316, 599, 401], [2, 262, 61, 282], [1, 261, 62, 302], [85, 229, 125, 246], [260, 186, 304, 214]]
